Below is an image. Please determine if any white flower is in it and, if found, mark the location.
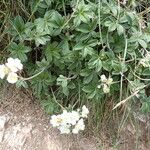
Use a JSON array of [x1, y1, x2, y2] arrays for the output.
[[0, 64, 9, 79], [103, 84, 110, 93], [139, 59, 149, 67], [6, 58, 23, 72], [59, 110, 70, 125], [100, 74, 107, 83], [50, 107, 89, 134], [81, 105, 89, 118], [62, 111, 80, 125], [72, 119, 85, 134], [7, 72, 18, 84], [69, 111, 80, 125], [106, 77, 113, 85], [50, 114, 63, 127], [97, 84, 101, 89], [101, 74, 113, 85], [58, 125, 70, 134]]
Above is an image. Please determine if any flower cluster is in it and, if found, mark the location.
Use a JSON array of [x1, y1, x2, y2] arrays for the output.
[[0, 58, 23, 84], [97, 74, 113, 93], [139, 54, 150, 68], [50, 105, 89, 134]]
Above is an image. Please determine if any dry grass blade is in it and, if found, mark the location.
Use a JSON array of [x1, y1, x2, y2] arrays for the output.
[[113, 90, 140, 110]]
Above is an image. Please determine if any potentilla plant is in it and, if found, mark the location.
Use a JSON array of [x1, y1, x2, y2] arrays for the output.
[[97, 74, 113, 94], [50, 105, 89, 134], [2, 0, 150, 128]]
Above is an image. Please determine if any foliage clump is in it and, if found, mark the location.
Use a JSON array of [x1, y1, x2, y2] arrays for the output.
[[1, 0, 150, 118]]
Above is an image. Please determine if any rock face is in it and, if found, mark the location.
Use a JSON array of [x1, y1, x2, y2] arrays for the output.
[[0, 115, 9, 130], [0, 114, 33, 149], [4, 123, 32, 149], [0, 113, 97, 150], [0, 89, 98, 150], [0, 115, 10, 142]]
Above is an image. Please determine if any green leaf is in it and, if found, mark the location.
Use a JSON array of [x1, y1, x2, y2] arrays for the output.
[[102, 60, 112, 71], [45, 42, 60, 62], [57, 75, 69, 96], [16, 80, 28, 88], [108, 22, 117, 32], [138, 39, 147, 49], [36, 59, 49, 70], [110, 6, 118, 16], [83, 73, 93, 84], [82, 85, 95, 93], [12, 16, 25, 34], [142, 68, 150, 76], [117, 24, 124, 35], [88, 57, 102, 72], [76, 24, 91, 33], [8, 42, 31, 62], [104, 20, 113, 27], [87, 90, 96, 99], [31, 72, 54, 97], [42, 97, 59, 114], [141, 100, 150, 113], [48, 11, 64, 28]]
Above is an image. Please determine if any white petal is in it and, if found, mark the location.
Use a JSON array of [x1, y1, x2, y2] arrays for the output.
[[106, 78, 113, 85], [97, 85, 101, 89], [50, 115, 63, 127], [103, 84, 110, 93], [72, 128, 79, 134], [7, 72, 18, 84], [6, 58, 23, 72], [15, 58, 23, 70], [81, 105, 89, 118], [59, 125, 70, 134], [0, 65, 9, 79], [100, 74, 107, 83]]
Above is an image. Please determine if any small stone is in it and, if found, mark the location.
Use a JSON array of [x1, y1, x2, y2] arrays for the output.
[[0, 130, 4, 142], [126, 124, 136, 135], [0, 115, 10, 130]]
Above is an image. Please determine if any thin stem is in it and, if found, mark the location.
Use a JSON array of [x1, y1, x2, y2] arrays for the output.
[[98, 0, 104, 47], [132, 70, 150, 81], [62, 0, 66, 16], [51, 88, 65, 110], [27, 0, 41, 21], [120, 34, 128, 102], [67, 75, 77, 80], [61, 0, 79, 29], [113, 84, 148, 110], [19, 68, 45, 81]]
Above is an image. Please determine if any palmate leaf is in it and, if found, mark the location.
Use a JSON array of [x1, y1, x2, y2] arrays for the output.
[[11, 16, 25, 34], [42, 97, 59, 114], [57, 75, 69, 96], [45, 42, 60, 63], [8, 42, 31, 62], [31, 71, 55, 97], [140, 97, 150, 113], [74, 43, 94, 58], [82, 84, 97, 99], [16, 80, 28, 88], [73, 1, 93, 26], [88, 55, 102, 72], [8, 16, 26, 41]]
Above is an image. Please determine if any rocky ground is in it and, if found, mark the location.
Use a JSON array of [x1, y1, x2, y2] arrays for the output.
[[0, 86, 149, 150], [0, 86, 98, 150]]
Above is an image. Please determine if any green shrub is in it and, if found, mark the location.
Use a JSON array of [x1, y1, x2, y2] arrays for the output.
[[1, 0, 150, 120]]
